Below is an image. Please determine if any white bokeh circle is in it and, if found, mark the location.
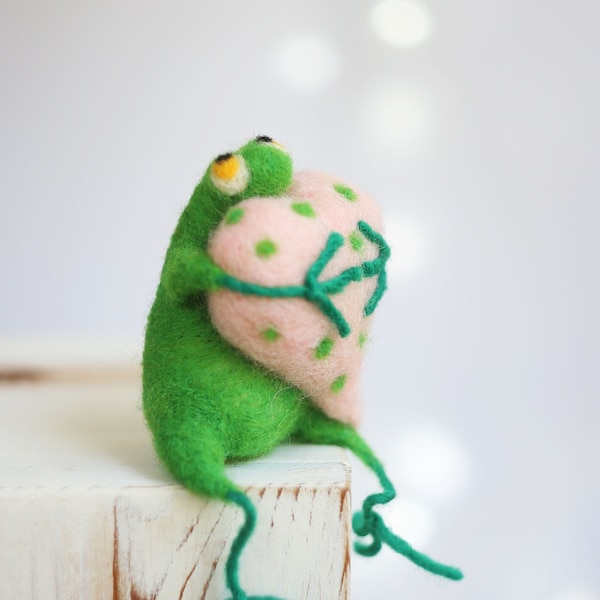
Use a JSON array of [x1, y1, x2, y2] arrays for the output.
[[371, 0, 435, 47], [394, 425, 471, 503]]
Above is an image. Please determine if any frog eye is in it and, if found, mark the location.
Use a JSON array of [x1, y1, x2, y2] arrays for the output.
[[210, 152, 250, 196], [254, 135, 288, 153]]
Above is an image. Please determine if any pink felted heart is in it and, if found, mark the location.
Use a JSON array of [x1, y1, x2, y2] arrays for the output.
[[207, 170, 386, 426]]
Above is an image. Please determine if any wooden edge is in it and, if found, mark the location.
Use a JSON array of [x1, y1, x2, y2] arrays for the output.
[[0, 365, 141, 385]]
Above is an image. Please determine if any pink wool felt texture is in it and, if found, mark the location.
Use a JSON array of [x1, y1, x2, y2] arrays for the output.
[[207, 170, 384, 426]]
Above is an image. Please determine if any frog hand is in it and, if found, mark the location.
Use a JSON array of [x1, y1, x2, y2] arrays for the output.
[[162, 245, 225, 302]]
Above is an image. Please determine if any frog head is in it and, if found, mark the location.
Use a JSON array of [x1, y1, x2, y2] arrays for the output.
[[208, 135, 292, 199], [181, 135, 292, 245]]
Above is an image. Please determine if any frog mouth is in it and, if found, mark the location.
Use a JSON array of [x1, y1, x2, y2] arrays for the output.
[[217, 219, 390, 338]]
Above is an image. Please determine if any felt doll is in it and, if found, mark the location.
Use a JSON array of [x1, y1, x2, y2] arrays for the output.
[[142, 135, 462, 600]]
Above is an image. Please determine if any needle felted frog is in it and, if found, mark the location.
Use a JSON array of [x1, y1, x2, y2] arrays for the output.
[[142, 135, 462, 600]]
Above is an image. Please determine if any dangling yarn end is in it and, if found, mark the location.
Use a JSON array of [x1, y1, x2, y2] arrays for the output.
[[225, 490, 287, 600], [353, 464, 464, 581]]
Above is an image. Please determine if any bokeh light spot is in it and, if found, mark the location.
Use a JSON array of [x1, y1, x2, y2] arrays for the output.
[[379, 499, 436, 548], [395, 426, 471, 503], [371, 0, 434, 47]]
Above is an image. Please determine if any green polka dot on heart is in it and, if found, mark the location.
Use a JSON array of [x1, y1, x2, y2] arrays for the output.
[[291, 202, 316, 218], [261, 326, 281, 342], [349, 230, 364, 252], [331, 374, 347, 393], [225, 206, 244, 225], [255, 239, 277, 258], [314, 337, 334, 360], [333, 183, 357, 201]]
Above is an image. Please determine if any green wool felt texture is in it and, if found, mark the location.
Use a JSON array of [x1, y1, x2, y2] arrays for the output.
[[143, 135, 462, 600]]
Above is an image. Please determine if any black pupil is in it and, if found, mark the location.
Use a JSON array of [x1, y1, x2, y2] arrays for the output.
[[215, 152, 233, 163], [255, 135, 273, 143]]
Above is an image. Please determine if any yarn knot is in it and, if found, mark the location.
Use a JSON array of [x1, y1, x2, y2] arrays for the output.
[[353, 463, 465, 581], [352, 509, 384, 557]]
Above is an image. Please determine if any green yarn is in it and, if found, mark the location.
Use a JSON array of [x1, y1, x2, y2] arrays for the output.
[[357, 220, 390, 316], [334, 183, 357, 201], [226, 490, 285, 600], [303, 232, 358, 338], [358, 332, 368, 348], [219, 277, 304, 298], [219, 232, 366, 338], [352, 463, 464, 581], [219, 222, 389, 337], [255, 239, 277, 258], [294, 406, 464, 581], [314, 337, 334, 359], [291, 202, 316, 218]]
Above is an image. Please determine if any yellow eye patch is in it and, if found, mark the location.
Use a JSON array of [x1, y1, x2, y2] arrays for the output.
[[212, 155, 240, 180], [210, 153, 250, 195]]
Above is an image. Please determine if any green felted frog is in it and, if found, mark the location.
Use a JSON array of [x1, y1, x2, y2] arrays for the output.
[[142, 135, 462, 600]]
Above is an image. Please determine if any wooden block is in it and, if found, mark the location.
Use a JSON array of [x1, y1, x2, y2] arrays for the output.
[[0, 370, 351, 600]]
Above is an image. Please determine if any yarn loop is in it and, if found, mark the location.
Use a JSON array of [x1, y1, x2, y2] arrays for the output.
[[353, 463, 464, 581]]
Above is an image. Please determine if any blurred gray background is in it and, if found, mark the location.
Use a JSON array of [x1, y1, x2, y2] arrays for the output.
[[1, 1, 599, 598]]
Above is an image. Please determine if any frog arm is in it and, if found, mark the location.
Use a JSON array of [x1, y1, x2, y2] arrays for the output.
[[161, 244, 225, 302], [294, 405, 464, 581]]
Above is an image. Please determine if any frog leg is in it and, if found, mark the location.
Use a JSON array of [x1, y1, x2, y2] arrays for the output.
[[146, 416, 287, 600], [294, 406, 463, 581]]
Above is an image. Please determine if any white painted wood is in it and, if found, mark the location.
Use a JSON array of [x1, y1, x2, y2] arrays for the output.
[[0, 371, 351, 600]]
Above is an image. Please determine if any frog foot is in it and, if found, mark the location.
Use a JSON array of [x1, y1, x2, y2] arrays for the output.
[[352, 464, 464, 581]]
